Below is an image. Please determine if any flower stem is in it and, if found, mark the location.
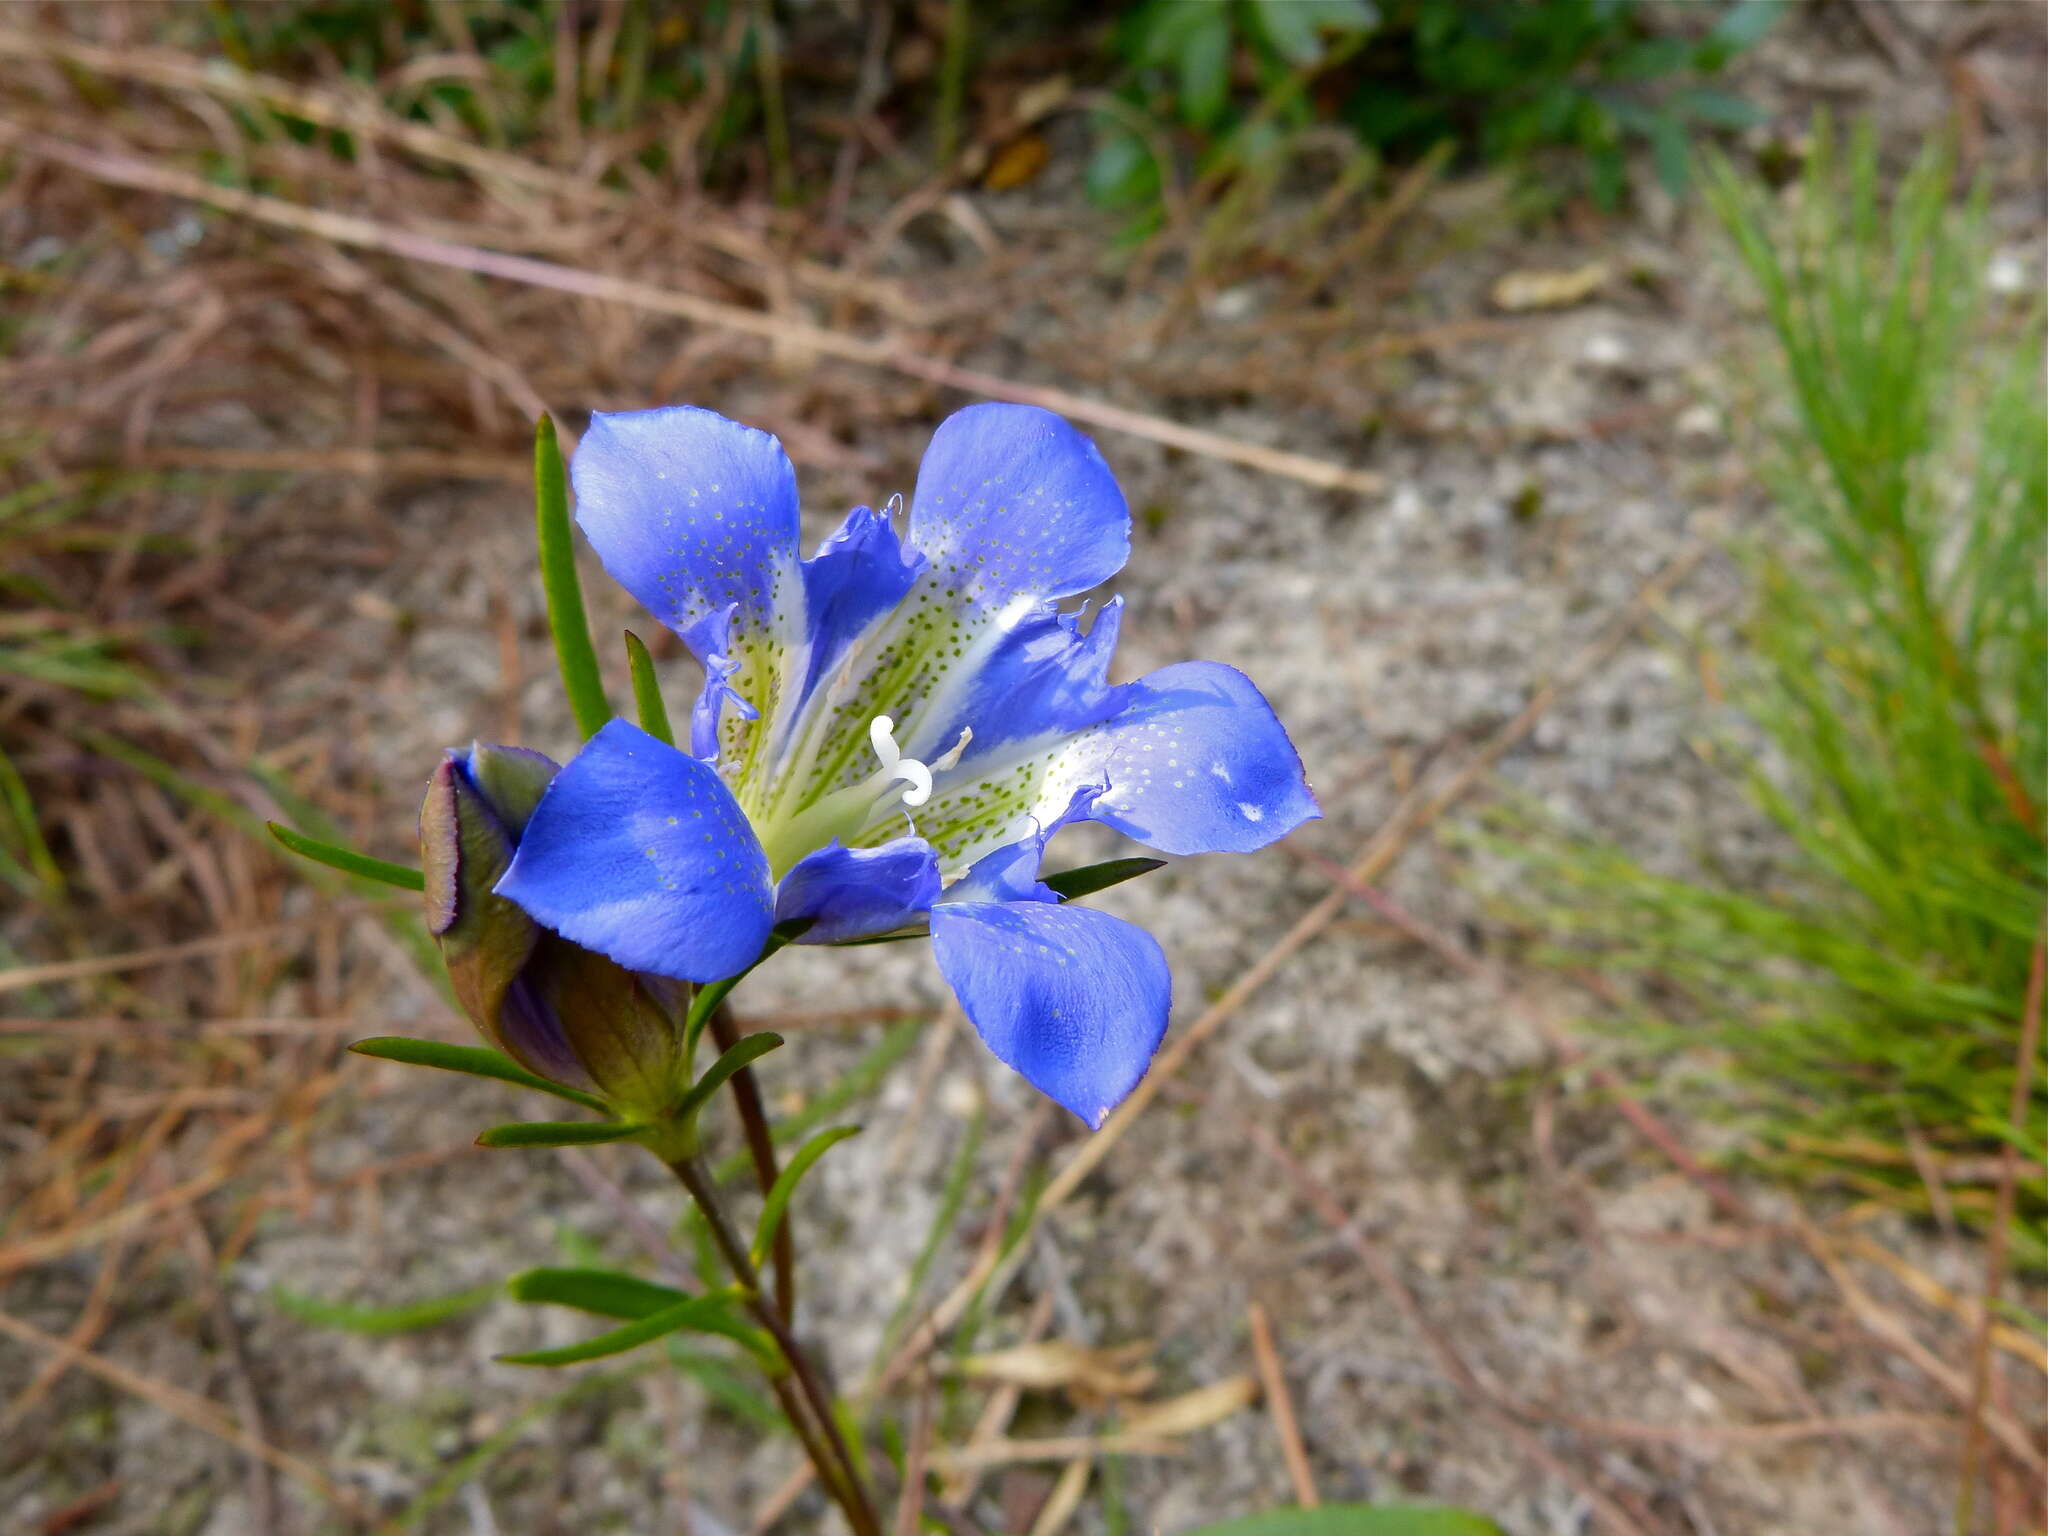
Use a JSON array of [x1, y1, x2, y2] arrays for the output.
[[663, 1154, 881, 1536], [708, 1002, 797, 1325]]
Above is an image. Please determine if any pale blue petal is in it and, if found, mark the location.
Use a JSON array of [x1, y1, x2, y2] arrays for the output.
[[907, 404, 1129, 614], [680, 606, 759, 762], [1092, 661, 1319, 856], [796, 505, 925, 710], [940, 783, 1104, 905], [497, 719, 774, 983], [572, 406, 801, 639], [907, 598, 1123, 766], [774, 836, 940, 943], [761, 407, 1127, 806], [930, 900, 1169, 1128], [573, 408, 802, 774]]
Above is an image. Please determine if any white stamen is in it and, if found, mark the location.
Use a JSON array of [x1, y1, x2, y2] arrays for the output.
[[894, 758, 934, 807], [868, 714, 901, 773], [868, 714, 935, 808], [930, 727, 973, 773]]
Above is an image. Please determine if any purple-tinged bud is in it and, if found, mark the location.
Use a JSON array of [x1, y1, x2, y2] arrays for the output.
[[420, 743, 690, 1118]]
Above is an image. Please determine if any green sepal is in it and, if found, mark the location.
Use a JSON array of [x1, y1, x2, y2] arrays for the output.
[[475, 1119, 644, 1148], [750, 1125, 860, 1270], [674, 1032, 784, 1125], [266, 822, 424, 891], [349, 1036, 608, 1113], [1041, 856, 1166, 901], [506, 1266, 691, 1320], [623, 630, 675, 746], [535, 414, 611, 739]]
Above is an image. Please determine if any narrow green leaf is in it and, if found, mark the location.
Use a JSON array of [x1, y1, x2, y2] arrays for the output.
[[623, 629, 674, 746], [266, 822, 424, 889], [750, 1125, 861, 1269], [1181, 1507, 1504, 1536], [273, 1281, 496, 1335], [535, 414, 610, 738], [1042, 857, 1166, 901], [497, 1296, 722, 1367], [507, 1266, 690, 1320], [476, 1119, 643, 1149], [349, 1036, 607, 1113], [675, 1032, 784, 1124]]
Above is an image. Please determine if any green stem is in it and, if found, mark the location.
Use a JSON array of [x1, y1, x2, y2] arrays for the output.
[[664, 1154, 882, 1536]]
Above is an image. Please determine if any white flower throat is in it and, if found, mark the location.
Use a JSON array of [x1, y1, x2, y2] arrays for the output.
[[753, 712, 972, 877]]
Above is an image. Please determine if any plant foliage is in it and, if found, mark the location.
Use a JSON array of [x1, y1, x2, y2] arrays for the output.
[[1484, 122, 2047, 1259], [1091, 0, 1785, 216]]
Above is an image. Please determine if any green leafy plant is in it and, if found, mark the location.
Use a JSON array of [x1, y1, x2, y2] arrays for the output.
[[204, 0, 780, 175], [1090, 0, 1786, 217], [1481, 122, 2046, 1258]]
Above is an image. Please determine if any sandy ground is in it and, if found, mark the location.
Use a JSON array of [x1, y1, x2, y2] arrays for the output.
[[6, 7, 2043, 1534]]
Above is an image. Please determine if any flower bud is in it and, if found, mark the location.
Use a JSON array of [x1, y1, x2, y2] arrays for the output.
[[420, 743, 690, 1118]]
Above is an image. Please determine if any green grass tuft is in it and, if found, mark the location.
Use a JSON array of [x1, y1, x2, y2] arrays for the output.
[[1482, 120, 2046, 1260]]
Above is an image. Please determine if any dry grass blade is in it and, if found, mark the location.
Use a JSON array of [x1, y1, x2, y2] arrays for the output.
[[1957, 927, 2047, 1529], [0, 121, 1381, 496], [1248, 1301, 1318, 1507], [1118, 1375, 1258, 1437], [0, 1163, 236, 1277], [1796, 1219, 2042, 1479], [926, 1433, 1182, 1472], [893, 1375, 934, 1536], [0, 919, 338, 996], [1239, 1115, 1666, 1536], [1024, 1458, 1091, 1536], [0, 1309, 383, 1528]]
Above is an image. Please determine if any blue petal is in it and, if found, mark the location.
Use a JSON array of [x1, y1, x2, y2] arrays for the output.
[[941, 782, 1104, 905], [571, 407, 801, 641], [1092, 661, 1320, 856], [497, 719, 774, 983], [680, 606, 760, 761], [774, 836, 940, 943], [908, 598, 1123, 766], [930, 900, 1169, 1128], [796, 505, 926, 711], [907, 404, 1129, 615], [758, 407, 1126, 806]]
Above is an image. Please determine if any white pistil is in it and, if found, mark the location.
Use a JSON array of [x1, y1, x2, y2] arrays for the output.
[[868, 715, 933, 808]]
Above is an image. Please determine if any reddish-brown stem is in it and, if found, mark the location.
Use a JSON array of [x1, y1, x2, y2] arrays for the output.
[[663, 1155, 882, 1536], [708, 1001, 796, 1324]]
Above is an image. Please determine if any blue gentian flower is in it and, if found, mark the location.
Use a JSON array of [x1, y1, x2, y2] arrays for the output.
[[497, 403, 1318, 1126]]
